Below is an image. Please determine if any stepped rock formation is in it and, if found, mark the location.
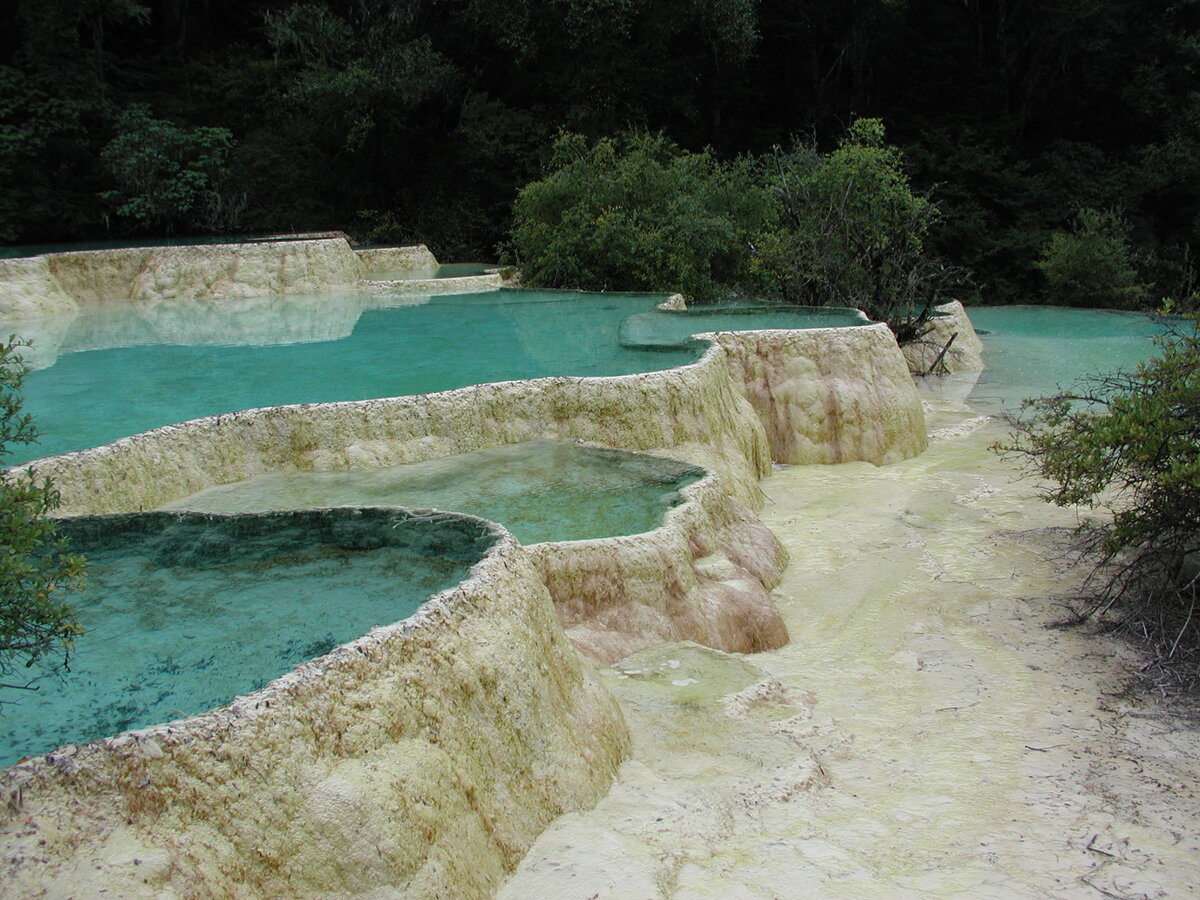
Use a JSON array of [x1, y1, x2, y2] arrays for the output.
[[0, 240, 981, 898], [901, 300, 986, 374], [0, 510, 628, 899], [530, 474, 789, 663], [0, 238, 367, 319], [17, 341, 774, 515], [363, 272, 505, 294], [355, 244, 439, 273], [16, 319, 932, 521], [716, 323, 929, 465], [0, 256, 79, 318]]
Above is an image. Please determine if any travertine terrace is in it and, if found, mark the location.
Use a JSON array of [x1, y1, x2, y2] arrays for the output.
[[1, 509, 628, 899], [0, 241, 956, 898]]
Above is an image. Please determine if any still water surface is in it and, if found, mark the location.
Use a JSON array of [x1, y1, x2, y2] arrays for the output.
[[1, 509, 493, 766]]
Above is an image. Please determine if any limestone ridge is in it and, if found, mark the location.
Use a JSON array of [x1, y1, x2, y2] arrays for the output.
[[901, 300, 986, 374], [0, 237, 372, 319], [15, 327, 932, 514], [17, 339, 774, 514], [716, 322, 930, 465], [529, 471, 791, 663]]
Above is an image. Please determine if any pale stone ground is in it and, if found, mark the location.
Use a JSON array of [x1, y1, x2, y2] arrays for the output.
[[499, 377, 1200, 899]]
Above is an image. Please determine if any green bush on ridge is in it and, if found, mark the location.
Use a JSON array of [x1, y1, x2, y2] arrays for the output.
[[506, 119, 965, 342], [504, 131, 773, 301]]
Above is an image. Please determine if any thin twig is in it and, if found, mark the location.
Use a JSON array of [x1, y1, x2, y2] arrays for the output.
[[1168, 593, 1196, 660]]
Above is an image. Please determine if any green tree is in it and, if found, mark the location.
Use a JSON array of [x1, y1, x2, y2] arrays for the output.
[[434, 0, 758, 144], [505, 131, 773, 300], [0, 339, 85, 694], [264, 3, 459, 213], [100, 104, 243, 234], [0, 0, 150, 241], [753, 118, 965, 340], [999, 319, 1200, 686], [1036, 208, 1148, 308]]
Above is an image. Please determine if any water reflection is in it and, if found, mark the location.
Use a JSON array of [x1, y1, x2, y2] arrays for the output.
[[2, 291, 436, 371], [3, 290, 701, 463]]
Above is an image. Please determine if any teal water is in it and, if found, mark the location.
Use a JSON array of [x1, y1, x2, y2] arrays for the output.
[[0, 509, 494, 766], [963, 305, 1173, 412], [165, 441, 706, 545], [620, 305, 869, 350], [6, 289, 701, 463]]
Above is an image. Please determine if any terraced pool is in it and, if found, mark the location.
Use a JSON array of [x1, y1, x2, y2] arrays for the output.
[[1, 508, 495, 766]]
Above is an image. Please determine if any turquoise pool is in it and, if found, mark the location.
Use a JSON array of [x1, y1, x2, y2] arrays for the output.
[[1, 508, 495, 766], [5, 291, 886, 464], [165, 440, 706, 545], [964, 305, 1173, 412], [6, 289, 700, 463]]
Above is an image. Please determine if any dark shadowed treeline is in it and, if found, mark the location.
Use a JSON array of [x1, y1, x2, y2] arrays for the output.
[[3, 0, 1199, 303]]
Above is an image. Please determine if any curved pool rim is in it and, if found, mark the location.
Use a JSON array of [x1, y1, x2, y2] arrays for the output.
[[9, 451, 729, 769], [4, 505, 512, 769]]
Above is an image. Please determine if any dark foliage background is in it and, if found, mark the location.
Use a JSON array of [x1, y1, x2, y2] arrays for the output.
[[3, 0, 1199, 303]]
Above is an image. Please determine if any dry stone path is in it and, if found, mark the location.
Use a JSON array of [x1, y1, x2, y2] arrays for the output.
[[498, 379, 1200, 899]]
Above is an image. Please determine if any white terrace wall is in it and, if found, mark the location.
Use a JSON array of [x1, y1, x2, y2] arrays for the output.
[[716, 323, 929, 465], [18, 326, 929, 521], [17, 343, 772, 515], [0, 238, 369, 319], [355, 244, 439, 273], [529, 473, 790, 664]]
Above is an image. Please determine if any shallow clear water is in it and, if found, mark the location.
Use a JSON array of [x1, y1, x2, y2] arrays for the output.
[[620, 305, 868, 350], [964, 305, 1173, 412], [165, 441, 705, 545], [0, 509, 494, 766], [6, 289, 700, 463]]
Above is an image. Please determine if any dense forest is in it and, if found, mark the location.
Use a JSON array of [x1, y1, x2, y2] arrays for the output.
[[3, 0, 1199, 304]]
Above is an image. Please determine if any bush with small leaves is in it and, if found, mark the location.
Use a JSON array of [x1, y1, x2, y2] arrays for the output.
[[1036, 208, 1148, 308], [0, 339, 85, 696], [505, 131, 774, 301], [998, 318, 1200, 688]]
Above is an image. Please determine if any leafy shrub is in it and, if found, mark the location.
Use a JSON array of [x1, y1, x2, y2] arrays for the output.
[[504, 131, 773, 300], [1036, 208, 1148, 308], [999, 318, 1200, 688], [0, 340, 85, 695], [752, 117, 965, 338], [100, 105, 244, 234]]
